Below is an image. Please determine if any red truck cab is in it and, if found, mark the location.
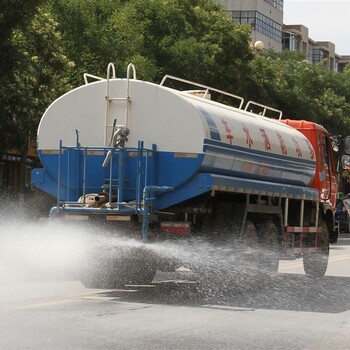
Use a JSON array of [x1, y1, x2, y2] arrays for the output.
[[280, 119, 337, 209], [280, 120, 338, 246]]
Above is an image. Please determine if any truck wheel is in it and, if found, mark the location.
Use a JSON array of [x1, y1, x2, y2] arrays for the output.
[[238, 219, 278, 290], [240, 219, 259, 272], [259, 220, 280, 274], [79, 247, 158, 289], [108, 260, 157, 288], [303, 221, 329, 278], [242, 219, 258, 248], [80, 259, 157, 289]]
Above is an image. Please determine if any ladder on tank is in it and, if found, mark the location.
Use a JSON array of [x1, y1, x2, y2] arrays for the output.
[[83, 63, 137, 146]]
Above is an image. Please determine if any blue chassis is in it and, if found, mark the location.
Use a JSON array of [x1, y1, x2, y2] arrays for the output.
[[32, 141, 319, 241]]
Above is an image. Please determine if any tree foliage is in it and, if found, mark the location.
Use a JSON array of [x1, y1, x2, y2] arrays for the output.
[[7, 8, 74, 150], [0, 0, 44, 155], [48, 0, 253, 90], [0, 6, 74, 191], [248, 50, 350, 135], [0, 0, 44, 77]]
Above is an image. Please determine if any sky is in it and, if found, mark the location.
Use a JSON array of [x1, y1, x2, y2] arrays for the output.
[[283, 0, 350, 55]]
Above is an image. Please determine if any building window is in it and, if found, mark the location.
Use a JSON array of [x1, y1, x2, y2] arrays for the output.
[[338, 62, 346, 72], [334, 60, 339, 72], [313, 49, 325, 64], [230, 11, 282, 43], [282, 32, 298, 51], [264, 0, 283, 11], [308, 46, 313, 62]]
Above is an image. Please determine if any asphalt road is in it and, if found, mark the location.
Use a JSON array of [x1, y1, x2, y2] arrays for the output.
[[0, 232, 350, 350]]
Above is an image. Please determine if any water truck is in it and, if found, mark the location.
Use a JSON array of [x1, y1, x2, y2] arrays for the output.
[[31, 63, 339, 287]]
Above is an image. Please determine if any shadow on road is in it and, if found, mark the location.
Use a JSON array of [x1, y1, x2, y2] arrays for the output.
[[96, 273, 350, 314]]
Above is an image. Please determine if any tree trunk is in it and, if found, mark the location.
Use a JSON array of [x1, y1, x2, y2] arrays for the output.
[[18, 144, 29, 194]]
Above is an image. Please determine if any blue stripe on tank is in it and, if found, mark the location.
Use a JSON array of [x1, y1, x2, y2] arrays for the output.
[[201, 138, 315, 187], [203, 138, 315, 167], [196, 106, 221, 141]]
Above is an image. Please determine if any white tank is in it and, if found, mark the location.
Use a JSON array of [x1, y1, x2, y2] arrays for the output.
[[37, 78, 316, 190]]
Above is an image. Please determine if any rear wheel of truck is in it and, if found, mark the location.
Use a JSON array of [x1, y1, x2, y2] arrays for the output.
[[80, 262, 157, 289], [240, 219, 261, 275], [303, 221, 329, 278], [258, 219, 280, 274], [79, 246, 158, 289], [241, 219, 280, 274]]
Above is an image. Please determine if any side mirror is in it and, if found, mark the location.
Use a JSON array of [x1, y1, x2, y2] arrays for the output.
[[341, 155, 350, 170], [331, 136, 339, 152], [344, 136, 350, 154]]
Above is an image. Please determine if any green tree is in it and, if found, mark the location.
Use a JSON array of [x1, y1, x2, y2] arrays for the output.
[[48, 0, 123, 84], [0, 0, 44, 155], [248, 50, 350, 136], [48, 0, 253, 91], [0, 0, 44, 76], [4, 7, 74, 191]]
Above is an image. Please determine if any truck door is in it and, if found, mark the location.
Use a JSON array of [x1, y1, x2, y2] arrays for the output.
[[318, 132, 337, 206]]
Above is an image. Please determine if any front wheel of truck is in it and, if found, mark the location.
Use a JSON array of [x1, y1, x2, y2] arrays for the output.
[[303, 220, 330, 278]]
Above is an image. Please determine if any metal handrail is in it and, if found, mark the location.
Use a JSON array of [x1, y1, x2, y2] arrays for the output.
[[104, 63, 117, 144], [125, 63, 136, 126], [83, 73, 104, 84], [160, 74, 245, 109], [244, 100, 283, 119]]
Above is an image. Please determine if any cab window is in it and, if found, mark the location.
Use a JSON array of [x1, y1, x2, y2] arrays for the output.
[[321, 134, 334, 175]]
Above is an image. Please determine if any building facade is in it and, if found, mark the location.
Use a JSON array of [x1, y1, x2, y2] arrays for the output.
[[218, 0, 284, 51], [218, 0, 350, 72], [282, 25, 344, 71]]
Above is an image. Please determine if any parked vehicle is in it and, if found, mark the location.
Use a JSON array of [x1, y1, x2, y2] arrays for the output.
[[336, 198, 350, 233], [31, 63, 338, 287]]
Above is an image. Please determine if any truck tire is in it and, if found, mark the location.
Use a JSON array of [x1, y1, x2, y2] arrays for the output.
[[240, 219, 260, 273], [79, 246, 158, 289], [303, 221, 329, 278], [241, 219, 280, 274], [235, 218, 278, 291], [259, 220, 280, 274], [242, 219, 258, 248]]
